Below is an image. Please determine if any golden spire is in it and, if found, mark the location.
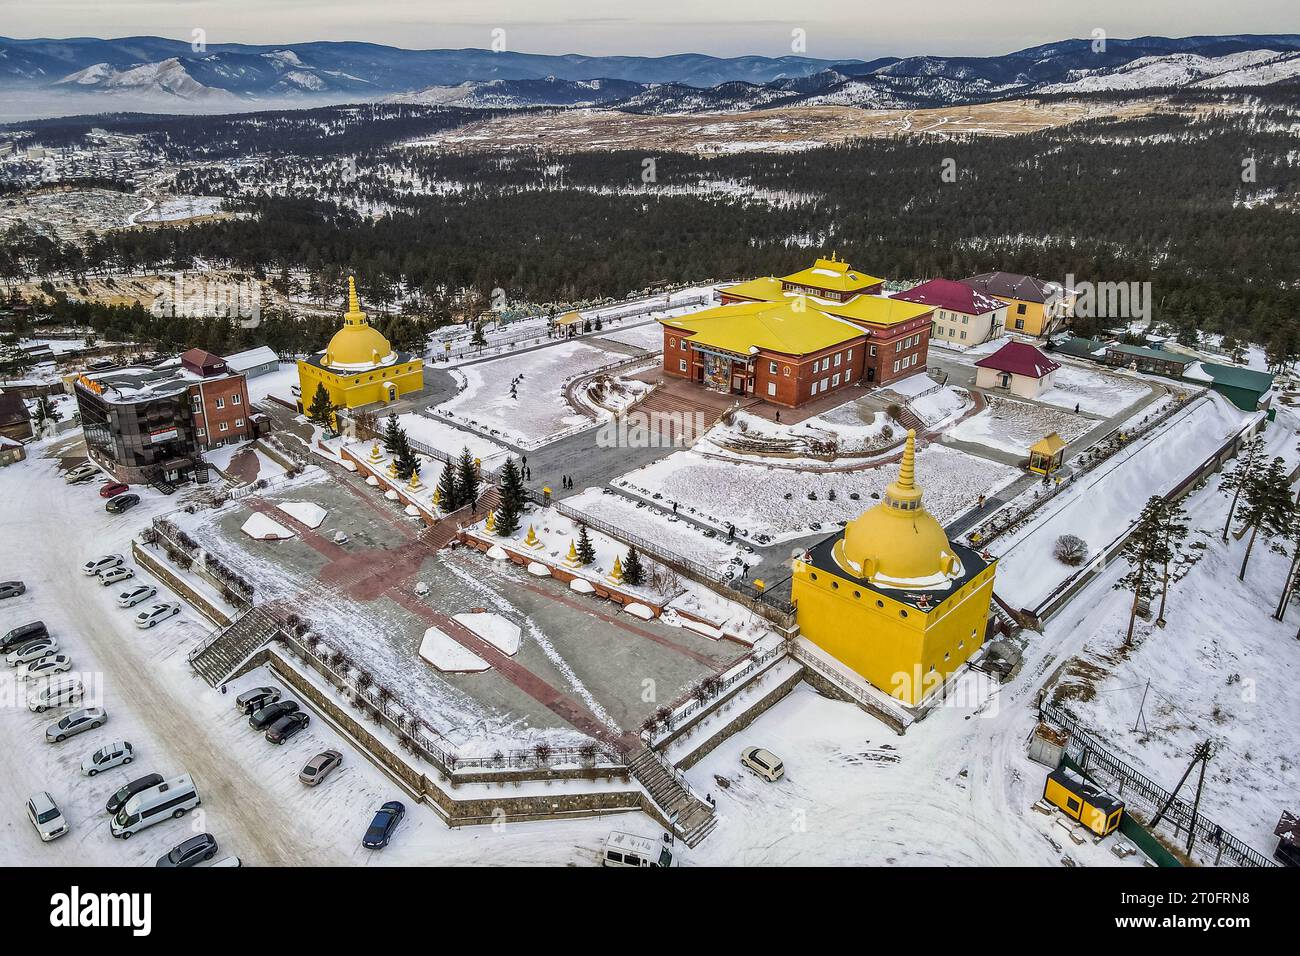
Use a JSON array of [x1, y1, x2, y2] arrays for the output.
[[344, 276, 366, 325], [886, 430, 923, 509]]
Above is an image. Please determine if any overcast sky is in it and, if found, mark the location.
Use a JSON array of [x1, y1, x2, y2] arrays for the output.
[[2, 0, 1295, 59]]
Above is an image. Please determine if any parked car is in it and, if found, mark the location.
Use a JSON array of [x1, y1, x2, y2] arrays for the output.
[[234, 686, 281, 715], [134, 603, 180, 629], [740, 746, 785, 783], [155, 833, 218, 868], [45, 707, 107, 742], [249, 699, 299, 731], [266, 711, 310, 744], [105, 773, 164, 815], [82, 740, 134, 776], [17, 653, 72, 681], [2, 620, 47, 652], [83, 554, 123, 576], [105, 494, 141, 515], [64, 464, 98, 484], [6, 636, 58, 666], [99, 482, 130, 499], [26, 791, 68, 842], [362, 801, 405, 849], [209, 856, 242, 867], [299, 750, 342, 786], [98, 566, 134, 587], [0, 580, 26, 600], [116, 584, 157, 608], [28, 678, 84, 713]]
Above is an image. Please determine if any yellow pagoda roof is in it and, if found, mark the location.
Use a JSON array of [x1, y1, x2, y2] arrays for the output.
[[833, 430, 964, 590], [780, 255, 884, 293], [1031, 432, 1068, 455], [660, 300, 864, 357], [322, 277, 397, 372], [722, 274, 933, 329], [555, 310, 584, 326]]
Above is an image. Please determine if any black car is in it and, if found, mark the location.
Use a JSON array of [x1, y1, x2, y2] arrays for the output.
[[105, 493, 140, 515], [362, 801, 405, 849], [156, 833, 218, 868], [105, 773, 165, 815], [249, 700, 299, 731], [1, 620, 47, 653], [265, 711, 309, 744], [0, 581, 25, 600]]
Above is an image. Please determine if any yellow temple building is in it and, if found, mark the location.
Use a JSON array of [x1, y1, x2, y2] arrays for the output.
[[296, 277, 424, 422], [792, 430, 996, 706]]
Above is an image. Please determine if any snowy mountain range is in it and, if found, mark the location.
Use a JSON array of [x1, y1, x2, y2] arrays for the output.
[[2, 33, 1299, 117]]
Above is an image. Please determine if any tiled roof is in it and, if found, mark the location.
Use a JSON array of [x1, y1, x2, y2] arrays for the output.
[[960, 272, 1063, 305], [975, 341, 1060, 378], [893, 278, 1004, 315]]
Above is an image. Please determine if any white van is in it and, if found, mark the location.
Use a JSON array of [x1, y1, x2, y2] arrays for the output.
[[601, 831, 676, 868], [110, 773, 201, 839]]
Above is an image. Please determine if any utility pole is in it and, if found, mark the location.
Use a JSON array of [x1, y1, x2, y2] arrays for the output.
[[1186, 743, 1212, 857], [1150, 740, 1212, 839], [1131, 680, 1150, 734]]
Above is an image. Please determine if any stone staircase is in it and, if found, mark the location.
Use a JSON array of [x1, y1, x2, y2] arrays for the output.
[[892, 404, 926, 434], [627, 745, 717, 847], [633, 390, 715, 445], [189, 606, 284, 687]]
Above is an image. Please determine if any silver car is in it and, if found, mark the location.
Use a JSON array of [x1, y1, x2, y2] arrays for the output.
[[46, 707, 107, 743], [27, 791, 68, 842], [6, 637, 58, 667], [299, 750, 343, 786], [17, 653, 72, 681], [82, 554, 123, 576], [98, 566, 135, 587], [81, 740, 134, 776], [116, 584, 157, 608]]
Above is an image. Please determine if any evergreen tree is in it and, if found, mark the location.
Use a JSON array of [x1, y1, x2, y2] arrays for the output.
[[396, 441, 420, 481], [1154, 498, 1190, 624], [495, 457, 525, 536], [1238, 456, 1294, 581], [1220, 436, 1263, 541], [455, 446, 479, 508], [33, 395, 55, 433], [1115, 496, 1165, 647], [307, 382, 336, 431], [437, 461, 459, 511], [575, 525, 596, 565], [471, 323, 487, 350], [622, 547, 644, 586], [381, 412, 403, 455]]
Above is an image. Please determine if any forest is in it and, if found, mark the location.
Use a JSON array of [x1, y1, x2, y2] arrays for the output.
[[2, 100, 1298, 361]]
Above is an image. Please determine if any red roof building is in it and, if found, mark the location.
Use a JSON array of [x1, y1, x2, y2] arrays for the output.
[[974, 342, 1061, 399], [895, 278, 1008, 348]]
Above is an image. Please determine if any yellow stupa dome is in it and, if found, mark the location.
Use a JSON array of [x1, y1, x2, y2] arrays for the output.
[[833, 430, 963, 590], [323, 277, 397, 371]]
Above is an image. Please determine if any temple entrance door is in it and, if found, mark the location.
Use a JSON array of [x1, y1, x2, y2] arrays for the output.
[[866, 366, 875, 382], [731, 374, 746, 394]]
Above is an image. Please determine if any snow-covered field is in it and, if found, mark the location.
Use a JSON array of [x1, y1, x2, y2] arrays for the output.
[[562, 487, 756, 575], [1041, 404, 1300, 857], [1035, 364, 1151, 417], [993, 394, 1253, 610], [907, 385, 974, 428], [946, 396, 1094, 456], [594, 322, 665, 351], [613, 442, 1020, 544], [434, 340, 630, 448], [698, 400, 896, 464], [397, 412, 510, 468]]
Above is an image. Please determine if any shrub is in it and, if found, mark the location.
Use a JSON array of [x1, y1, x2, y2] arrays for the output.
[[1054, 534, 1089, 566]]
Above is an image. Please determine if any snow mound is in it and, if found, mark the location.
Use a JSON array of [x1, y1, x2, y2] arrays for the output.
[[527, 561, 551, 577], [365, 475, 380, 487], [404, 504, 421, 517], [384, 490, 400, 501], [454, 612, 521, 655], [680, 618, 723, 640], [419, 627, 489, 672], [624, 602, 655, 621], [486, 545, 509, 561], [276, 501, 326, 529], [569, 578, 595, 593], [240, 512, 295, 541]]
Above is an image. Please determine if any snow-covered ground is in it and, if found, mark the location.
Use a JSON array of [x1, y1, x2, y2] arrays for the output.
[[947, 396, 1093, 456], [1035, 364, 1151, 417], [1041, 403, 1300, 857], [907, 385, 974, 428], [697, 401, 896, 464], [562, 487, 757, 575], [594, 322, 665, 351], [246, 363, 301, 406], [434, 340, 631, 448], [396, 412, 510, 468], [613, 442, 1021, 545], [993, 394, 1253, 611]]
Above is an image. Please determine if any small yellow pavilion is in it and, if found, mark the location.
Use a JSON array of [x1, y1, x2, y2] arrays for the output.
[[1028, 432, 1067, 475], [296, 277, 424, 422], [792, 431, 997, 706]]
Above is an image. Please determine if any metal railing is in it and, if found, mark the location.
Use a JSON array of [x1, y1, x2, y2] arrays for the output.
[[1040, 700, 1275, 868]]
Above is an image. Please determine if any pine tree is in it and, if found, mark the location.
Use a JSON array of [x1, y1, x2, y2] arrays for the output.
[[396, 441, 420, 481], [495, 457, 525, 536], [307, 382, 336, 431], [1116, 496, 1165, 647], [1221, 436, 1263, 541], [1238, 456, 1294, 581], [455, 446, 479, 509], [622, 547, 644, 586], [1155, 498, 1189, 625], [381, 412, 403, 455], [575, 525, 596, 565], [437, 461, 459, 512]]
